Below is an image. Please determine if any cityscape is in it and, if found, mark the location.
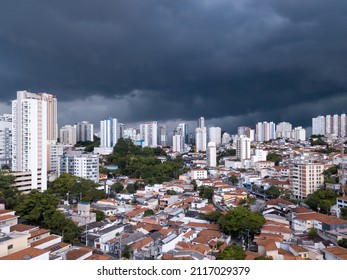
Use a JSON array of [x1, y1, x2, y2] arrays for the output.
[[1, 1, 347, 264], [0, 90, 347, 260]]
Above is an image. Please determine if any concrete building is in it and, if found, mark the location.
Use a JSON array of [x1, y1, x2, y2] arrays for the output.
[[48, 143, 64, 172], [256, 121, 275, 142], [276, 122, 292, 139], [11, 91, 57, 192], [178, 123, 189, 144], [59, 125, 77, 146], [158, 125, 169, 147], [206, 142, 217, 167], [59, 152, 99, 183], [222, 132, 231, 144], [195, 127, 207, 152], [292, 126, 306, 141], [100, 117, 119, 148], [0, 114, 12, 168], [140, 122, 158, 147], [209, 127, 222, 146], [290, 163, 324, 200], [235, 135, 251, 160], [312, 116, 326, 135], [76, 121, 94, 142], [172, 134, 183, 153]]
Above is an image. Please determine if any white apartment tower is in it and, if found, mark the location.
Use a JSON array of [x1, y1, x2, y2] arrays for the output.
[[195, 127, 207, 152], [0, 114, 12, 168], [60, 125, 77, 145], [209, 127, 222, 146], [312, 116, 326, 135], [276, 122, 293, 139], [100, 117, 119, 148], [236, 135, 251, 160], [12, 91, 57, 191], [140, 121, 158, 147], [312, 114, 347, 137], [207, 142, 217, 167], [158, 125, 168, 147], [256, 122, 275, 142], [172, 134, 183, 153], [76, 121, 94, 142]]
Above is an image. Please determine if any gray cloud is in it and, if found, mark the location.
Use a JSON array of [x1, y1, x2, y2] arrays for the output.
[[0, 1, 347, 132]]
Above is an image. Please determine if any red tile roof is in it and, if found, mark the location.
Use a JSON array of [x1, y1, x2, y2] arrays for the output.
[[0, 247, 49, 260]]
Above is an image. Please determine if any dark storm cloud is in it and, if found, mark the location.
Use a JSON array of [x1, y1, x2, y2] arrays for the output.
[[1, 0, 347, 131]]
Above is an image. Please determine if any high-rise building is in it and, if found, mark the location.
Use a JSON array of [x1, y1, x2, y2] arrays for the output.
[[292, 127, 306, 141], [222, 132, 231, 144], [325, 115, 332, 135], [235, 135, 251, 160], [256, 122, 275, 142], [209, 127, 222, 146], [100, 117, 119, 148], [207, 142, 217, 167], [312, 116, 326, 135], [60, 125, 77, 145], [198, 117, 205, 129], [195, 127, 207, 152], [44, 93, 58, 143], [118, 123, 127, 139], [0, 114, 12, 168], [276, 122, 292, 139], [341, 114, 346, 137], [48, 143, 64, 172], [172, 134, 183, 153], [178, 123, 189, 144], [123, 128, 137, 143], [290, 163, 324, 200], [158, 125, 168, 147], [76, 121, 94, 142], [140, 121, 158, 147], [12, 90, 57, 191]]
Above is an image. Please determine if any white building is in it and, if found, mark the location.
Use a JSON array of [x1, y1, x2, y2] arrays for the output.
[[172, 134, 183, 153], [12, 91, 57, 192], [100, 117, 119, 148], [59, 152, 99, 183], [312, 116, 326, 135], [76, 121, 94, 142], [206, 142, 217, 167], [195, 127, 207, 152], [123, 128, 137, 143], [276, 122, 292, 139], [48, 143, 64, 172], [292, 126, 306, 141], [209, 127, 222, 146], [222, 132, 231, 144], [158, 125, 168, 147], [256, 121, 275, 142], [140, 121, 158, 147], [60, 125, 77, 146], [0, 114, 12, 168], [235, 135, 251, 160]]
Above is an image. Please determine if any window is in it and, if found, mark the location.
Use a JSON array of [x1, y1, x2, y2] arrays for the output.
[[8, 244, 13, 250]]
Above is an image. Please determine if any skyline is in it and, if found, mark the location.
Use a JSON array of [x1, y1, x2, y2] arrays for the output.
[[1, 1, 347, 132]]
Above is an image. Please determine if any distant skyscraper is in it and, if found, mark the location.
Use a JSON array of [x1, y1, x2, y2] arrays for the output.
[[198, 117, 205, 129], [45, 93, 58, 143], [276, 122, 292, 139], [222, 132, 231, 144], [178, 123, 189, 144], [256, 121, 275, 142], [195, 127, 207, 152], [0, 114, 12, 168], [60, 125, 77, 145], [12, 90, 56, 191], [209, 127, 222, 146], [312, 116, 326, 135], [76, 121, 94, 142], [207, 142, 217, 167], [140, 121, 158, 147], [292, 126, 306, 141], [158, 125, 168, 147], [100, 117, 118, 148]]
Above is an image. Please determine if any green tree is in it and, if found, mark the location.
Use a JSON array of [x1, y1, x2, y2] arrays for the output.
[[14, 190, 59, 226], [200, 211, 222, 222], [122, 244, 133, 259], [305, 188, 338, 214], [218, 207, 265, 238], [92, 209, 106, 221], [340, 208, 347, 220], [0, 171, 18, 209], [166, 190, 177, 195], [338, 238, 347, 249], [110, 182, 124, 194], [217, 245, 246, 260], [126, 184, 136, 194], [254, 256, 273, 260], [265, 186, 281, 199], [266, 153, 282, 165], [229, 175, 239, 185], [199, 186, 214, 200], [144, 209, 155, 217], [307, 228, 318, 239]]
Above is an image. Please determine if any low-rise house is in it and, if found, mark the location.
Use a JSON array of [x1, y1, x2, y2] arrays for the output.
[[323, 246, 347, 260], [289, 244, 310, 259], [66, 247, 93, 260], [0, 247, 50, 260]]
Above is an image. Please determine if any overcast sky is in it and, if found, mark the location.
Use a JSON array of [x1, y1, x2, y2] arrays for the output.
[[1, 1, 347, 134]]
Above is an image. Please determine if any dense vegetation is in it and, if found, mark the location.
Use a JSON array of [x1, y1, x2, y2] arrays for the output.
[[107, 138, 186, 184], [305, 188, 338, 214]]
